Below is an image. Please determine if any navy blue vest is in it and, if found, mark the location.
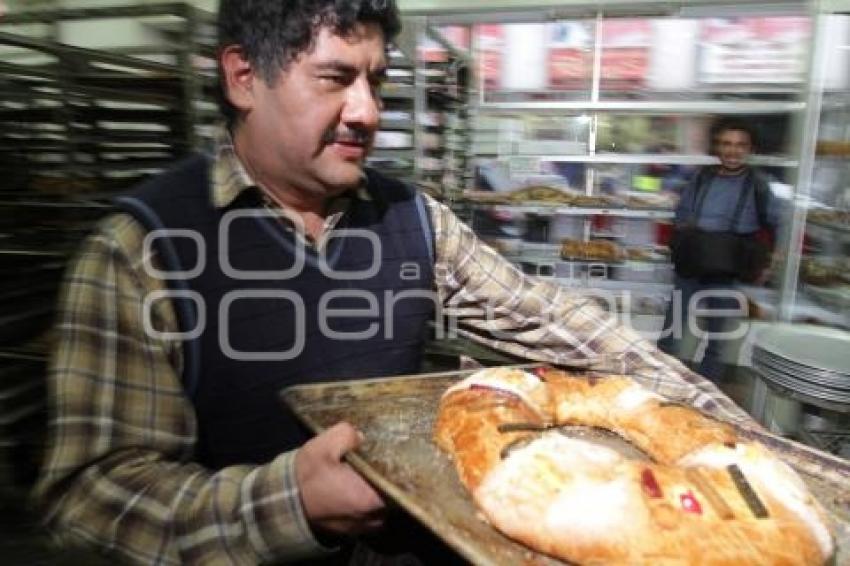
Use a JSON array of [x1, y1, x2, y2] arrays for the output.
[[116, 154, 435, 469]]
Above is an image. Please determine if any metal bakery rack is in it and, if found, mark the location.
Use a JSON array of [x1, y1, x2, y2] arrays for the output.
[[0, 2, 216, 492]]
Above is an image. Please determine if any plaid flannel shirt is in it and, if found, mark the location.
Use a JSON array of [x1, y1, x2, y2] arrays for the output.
[[35, 128, 754, 565]]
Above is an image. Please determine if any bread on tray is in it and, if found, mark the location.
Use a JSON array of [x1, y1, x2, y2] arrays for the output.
[[434, 367, 835, 565]]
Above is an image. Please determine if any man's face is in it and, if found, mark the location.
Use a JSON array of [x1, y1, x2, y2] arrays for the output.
[[240, 23, 386, 199], [715, 129, 752, 173]]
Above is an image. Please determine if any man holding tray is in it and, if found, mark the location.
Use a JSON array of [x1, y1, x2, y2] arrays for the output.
[[36, 1, 756, 564]]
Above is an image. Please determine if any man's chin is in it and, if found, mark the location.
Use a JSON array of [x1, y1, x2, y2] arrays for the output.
[[719, 162, 746, 174], [321, 168, 365, 193]]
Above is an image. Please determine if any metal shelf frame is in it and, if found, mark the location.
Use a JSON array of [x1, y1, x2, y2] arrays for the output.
[[469, 202, 675, 219], [513, 153, 800, 168], [1, 3, 216, 153], [0, 3, 218, 192], [0, 3, 219, 375], [0, 3, 210, 25], [405, 17, 474, 200], [478, 100, 806, 115], [412, 1, 806, 21]]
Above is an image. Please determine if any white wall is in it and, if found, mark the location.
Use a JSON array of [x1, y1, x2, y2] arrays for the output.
[[5, 0, 58, 11], [647, 19, 698, 91], [5, 0, 214, 13], [502, 23, 548, 90], [4, 0, 848, 94], [3, 0, 216, 51]]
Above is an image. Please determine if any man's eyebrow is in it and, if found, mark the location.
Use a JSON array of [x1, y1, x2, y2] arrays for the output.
[[314, 60, 387, 80], [315, 60, 356, 73]]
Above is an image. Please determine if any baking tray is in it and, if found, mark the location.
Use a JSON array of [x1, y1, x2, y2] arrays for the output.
[[281, 369, 850, 566]]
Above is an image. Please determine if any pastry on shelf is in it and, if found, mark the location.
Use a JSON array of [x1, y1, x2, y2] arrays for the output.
[[626, 247, 654, 262], [808, 209, 850, 226], [801, 259, 844, 287], [624, 193, 677, 210], [506, 185, 576, 204], [571, 194, 623, 208], [560, 239, 584, 260], [560, 239, 625, 262], [815, 140, 850, 157], [462, 190, 511, 204]]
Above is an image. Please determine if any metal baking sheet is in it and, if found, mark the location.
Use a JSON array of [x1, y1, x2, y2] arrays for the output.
[[281, 369, 850, 566]]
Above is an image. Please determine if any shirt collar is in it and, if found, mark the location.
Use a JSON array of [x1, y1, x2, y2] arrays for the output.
[[209, 125, 371, 211]]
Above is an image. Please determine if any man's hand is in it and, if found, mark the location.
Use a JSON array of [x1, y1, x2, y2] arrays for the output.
[[295, 421, 386, 537]]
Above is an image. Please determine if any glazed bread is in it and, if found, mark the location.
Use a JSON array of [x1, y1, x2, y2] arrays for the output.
[[434, 367, 834, 565]]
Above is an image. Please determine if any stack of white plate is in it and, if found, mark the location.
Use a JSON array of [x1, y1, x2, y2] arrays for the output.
[[752, 324, 850, 409]]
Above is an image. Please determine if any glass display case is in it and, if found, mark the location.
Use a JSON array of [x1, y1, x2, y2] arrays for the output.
[[428, 5, 814, 337], [778, 3, 850, 331]]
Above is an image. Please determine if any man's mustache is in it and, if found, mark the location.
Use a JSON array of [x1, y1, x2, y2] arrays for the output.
[[322, 129, 370, 145]]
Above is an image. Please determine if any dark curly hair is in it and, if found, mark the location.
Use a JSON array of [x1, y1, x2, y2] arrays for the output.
[[217, 0, 401, 128], [710, 117, 759, 153]]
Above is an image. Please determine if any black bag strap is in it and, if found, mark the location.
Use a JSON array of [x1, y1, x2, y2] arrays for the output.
[[752, 173, 772, 230], [689, 166, 715, 225], [727, 169, 755, 232]]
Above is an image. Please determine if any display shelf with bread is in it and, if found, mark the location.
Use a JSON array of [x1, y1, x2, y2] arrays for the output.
[[796, 217, 850, 325], [436, 7, 817, 330], [807, 209, 850, 234], [768, 3, 850, 333], [476, 203, 675, 219], [793, 113, 850, 327], [465, 180, 677, 323], [463, 186, 676, 218], [514, 152, 799, 168]]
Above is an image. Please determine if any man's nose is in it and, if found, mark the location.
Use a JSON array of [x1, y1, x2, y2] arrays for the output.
[[342, 78, 380, 130]]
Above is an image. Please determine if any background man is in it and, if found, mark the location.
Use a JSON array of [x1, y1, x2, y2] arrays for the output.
[[659, 118, 781, 381], [36, 2, 755, 564]]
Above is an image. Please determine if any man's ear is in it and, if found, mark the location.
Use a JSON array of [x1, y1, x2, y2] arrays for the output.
[[220, 45, 257, 113]]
